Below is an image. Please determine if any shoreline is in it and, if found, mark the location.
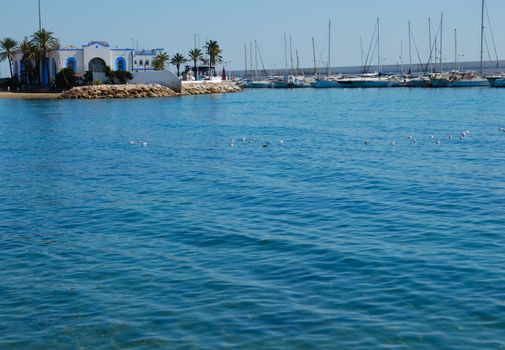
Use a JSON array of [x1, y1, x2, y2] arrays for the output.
[[0, 82, 242, 100], [0, 92, 62, 99]]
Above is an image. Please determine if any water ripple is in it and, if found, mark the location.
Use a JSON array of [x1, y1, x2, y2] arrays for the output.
[[1, 89, 505, 349]]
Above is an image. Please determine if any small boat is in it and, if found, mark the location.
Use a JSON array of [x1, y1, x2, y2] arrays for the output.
[[271, 76, 290, 88], [486, 74, 505, 87], [389, 75, 411, 87], [410, 76, 432, 88], [337, 73, 392, 88], [245, 80, 271, 88], [311, 76, 341, 88]]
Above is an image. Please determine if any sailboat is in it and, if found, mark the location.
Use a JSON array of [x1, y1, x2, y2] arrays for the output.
[[430, 4, 489, 87], [312, 21, 341, 88], [271, 33, 293, 88], [244, 41, 271, 88], [484, 0, 505, 87], [337, 18, 393, 88]]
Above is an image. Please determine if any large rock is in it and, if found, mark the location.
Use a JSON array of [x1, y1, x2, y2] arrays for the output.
[[60, 82, 242, 100]]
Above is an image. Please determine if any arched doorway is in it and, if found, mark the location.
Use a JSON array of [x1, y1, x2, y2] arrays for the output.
[[66, 57, 76, 72], [88, 57, 106, 73], [116, 57, 126, 71]]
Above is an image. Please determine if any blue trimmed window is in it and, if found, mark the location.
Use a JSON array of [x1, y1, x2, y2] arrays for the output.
[[66, 57, 76, 72], [116, 57, 126, 71]]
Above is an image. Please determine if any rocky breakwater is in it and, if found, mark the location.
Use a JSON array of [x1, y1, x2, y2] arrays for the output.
[[180, 81, 242, 95], [60, 82, 241, 99], [60, 84, 177, 99]]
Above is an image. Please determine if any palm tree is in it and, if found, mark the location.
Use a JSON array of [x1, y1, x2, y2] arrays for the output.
[[204, 40, 223, 77], [170, 53, 188, 77], [188, 48, 203, 80], [0, 37, 18, 79], [152, 52, 169, 70], [18, 36, 37, 84], [31, 29, 59, 85]]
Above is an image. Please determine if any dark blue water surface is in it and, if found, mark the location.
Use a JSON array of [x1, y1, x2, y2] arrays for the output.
[[1, 88, 505, 349]]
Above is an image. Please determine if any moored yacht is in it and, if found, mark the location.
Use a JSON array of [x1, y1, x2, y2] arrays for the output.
[[337, 73, 393, 88], [245, 79, 271, 88], [430, 72, 489, 87], [311, 76, 340, 88]]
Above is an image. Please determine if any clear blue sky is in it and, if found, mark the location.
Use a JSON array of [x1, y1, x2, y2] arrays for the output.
[[1, 0, 503, 77]]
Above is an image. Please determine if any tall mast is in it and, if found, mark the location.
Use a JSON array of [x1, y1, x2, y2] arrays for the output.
[[408, 20, 412, 74], [434, 37, 438, 72], [312, 37, 317, 77], [480, 0, 485, 74], [289, 35, 294, 73], [377, 17, 381, 73], [428, 17, 432, 73], [454, 28, 457, 71], [360, 36, 364, 70], [296, 49, 300, 75], [244, 43, 247, 78], [250, 41, 253, 77], [38, 0, 42, 31], [254, 41, 258, 78], [440, 13, 443, 72], [328, 20, 331, 77], [400, 40, 403, 74], [283, 33, 288, 77]]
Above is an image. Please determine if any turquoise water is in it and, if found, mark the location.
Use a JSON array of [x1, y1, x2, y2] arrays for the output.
[[1, 88, 505, 349]]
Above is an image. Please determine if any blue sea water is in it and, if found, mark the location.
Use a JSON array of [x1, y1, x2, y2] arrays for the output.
[[1, 88, 505, 349]]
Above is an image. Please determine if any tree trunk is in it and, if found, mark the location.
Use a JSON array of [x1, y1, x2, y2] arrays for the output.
[[176, 65, 180, 77], [209, 55, 212, 77], [8, 57, 13, 79]]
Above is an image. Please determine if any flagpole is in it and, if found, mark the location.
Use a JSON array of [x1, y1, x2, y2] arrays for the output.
[[38, 0, 42, 30]]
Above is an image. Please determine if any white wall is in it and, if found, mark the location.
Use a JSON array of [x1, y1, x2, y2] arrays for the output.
[[83, 44, 110, 72], [130, 70, 182, 92], [110, 50, 133, 71]]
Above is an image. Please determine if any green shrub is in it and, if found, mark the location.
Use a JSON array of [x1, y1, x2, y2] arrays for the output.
[[93, 80, 103, 85], [104, 65, 132, 84], [55, 68, 76, 89], [83, 71, 93, 85]]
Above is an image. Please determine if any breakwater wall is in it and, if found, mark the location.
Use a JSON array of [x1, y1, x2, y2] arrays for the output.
[[60, 82, 241, 99]]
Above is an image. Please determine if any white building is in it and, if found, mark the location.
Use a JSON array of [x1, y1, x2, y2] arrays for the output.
[[12, 41, 164, 84]]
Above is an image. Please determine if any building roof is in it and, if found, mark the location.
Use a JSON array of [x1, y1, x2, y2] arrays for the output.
[[83, 41, 110, 47]]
